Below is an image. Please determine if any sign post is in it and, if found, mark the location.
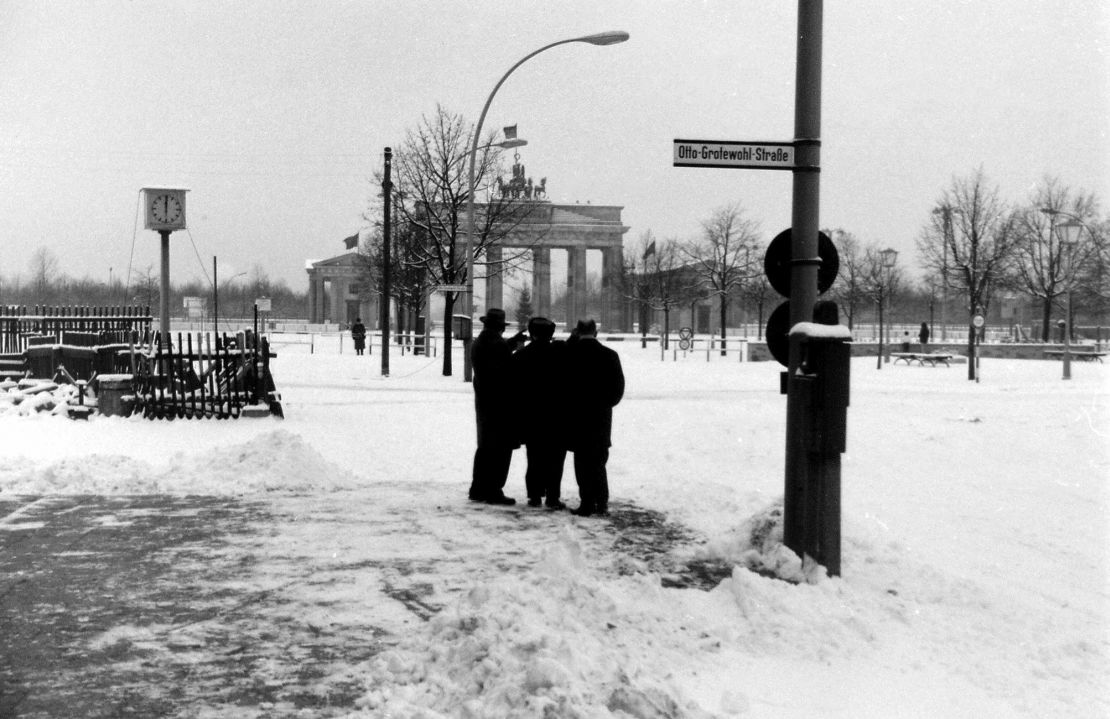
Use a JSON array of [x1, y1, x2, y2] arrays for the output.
[[671, 0, 833, 575]]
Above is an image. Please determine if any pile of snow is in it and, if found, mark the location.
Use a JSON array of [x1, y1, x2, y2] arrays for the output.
[[0, 429, 356, 495]]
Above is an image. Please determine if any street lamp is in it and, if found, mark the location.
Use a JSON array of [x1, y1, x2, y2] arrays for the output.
[[1040, 208, 1088, 380], [1057, 219, 1083, 380], [462, 30, 630, 382], [931, 205, 961, 342], [876, 247, 898, 369]]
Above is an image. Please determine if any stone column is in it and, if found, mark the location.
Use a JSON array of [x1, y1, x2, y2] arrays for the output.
[[484, 245, 504, 311], [532, 246, 551, 318], [602, 246, 622, 332], [317, 278, 328, 325], [307, 276, 317, 322], [568, 245, 588, 325]]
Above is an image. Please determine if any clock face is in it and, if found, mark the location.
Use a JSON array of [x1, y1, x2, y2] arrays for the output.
[[151, 193, 183, 224]]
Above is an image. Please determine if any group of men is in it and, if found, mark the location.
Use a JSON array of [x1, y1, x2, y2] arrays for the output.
[[467, 308, 625, 517]]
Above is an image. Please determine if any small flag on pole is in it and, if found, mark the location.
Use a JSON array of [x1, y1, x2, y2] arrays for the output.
[[643, 240, 656, 260], [503, 125, 518, 141]]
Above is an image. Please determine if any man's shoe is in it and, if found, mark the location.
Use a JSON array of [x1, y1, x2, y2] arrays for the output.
[[595, 506, 610, 517], [545, 500, 567, 511], [527, 497, 542, 508], [468, 492, 486, 502], [570, 505, 595, 517], [485, 494, 517, 506]]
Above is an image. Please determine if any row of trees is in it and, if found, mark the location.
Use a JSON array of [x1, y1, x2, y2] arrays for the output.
[[1, 249, 307, 321], [614, 170, 1108, 362]]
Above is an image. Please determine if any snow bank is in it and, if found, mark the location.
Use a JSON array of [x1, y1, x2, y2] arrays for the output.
[[0, 429, 358, 495]]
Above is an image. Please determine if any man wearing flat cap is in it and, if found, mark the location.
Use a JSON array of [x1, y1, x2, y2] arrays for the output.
[[467, 308, 527, 505]]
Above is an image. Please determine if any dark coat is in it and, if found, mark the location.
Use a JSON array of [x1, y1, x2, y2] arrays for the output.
[[919, 323, 930, 345], [511, 338, 567, 445], [565, 336, 624, 450], [351, 322, 366, 349], [472, 326, 519, 448]]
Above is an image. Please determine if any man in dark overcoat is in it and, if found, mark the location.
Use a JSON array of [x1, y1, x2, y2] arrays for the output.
[[565, 319, 624, 516], [511, 317, 568, 509], [467, 308, 526, 505]]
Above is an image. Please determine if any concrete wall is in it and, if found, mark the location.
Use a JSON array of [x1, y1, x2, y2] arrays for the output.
[[746, 341, 1102, 362]]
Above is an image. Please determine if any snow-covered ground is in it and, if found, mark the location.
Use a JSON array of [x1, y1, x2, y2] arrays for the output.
[[2, 335, 1107, 718]]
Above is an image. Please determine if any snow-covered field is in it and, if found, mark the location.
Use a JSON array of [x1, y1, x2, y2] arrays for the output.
[[2, 335, 1107, 718]]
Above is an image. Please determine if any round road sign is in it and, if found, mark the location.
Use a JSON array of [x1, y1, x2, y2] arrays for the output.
[[972, 315, 985, 328], [764, 229, 839, 298], [678, 327, 694, 340]]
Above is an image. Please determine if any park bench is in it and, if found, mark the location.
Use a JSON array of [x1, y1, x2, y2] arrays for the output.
[[1043, 350, 1106, 363], [891, 352, 953, 367]]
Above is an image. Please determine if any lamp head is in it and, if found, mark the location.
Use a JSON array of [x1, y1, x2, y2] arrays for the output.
[[880, 248, 898, 268], [1058, 219, 1083, 246], [579, 31, 630, 46]]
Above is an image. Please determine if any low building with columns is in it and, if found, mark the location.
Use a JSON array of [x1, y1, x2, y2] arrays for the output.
[[305, 233, 376, 327]]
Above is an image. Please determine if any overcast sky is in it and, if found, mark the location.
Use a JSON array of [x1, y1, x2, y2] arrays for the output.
[[1, 0, 1107, 294]]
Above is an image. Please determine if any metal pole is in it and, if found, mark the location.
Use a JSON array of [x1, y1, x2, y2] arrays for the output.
[[382, 147, 392, 377], [159, 230, 171, 348], [213, 256, 218, 338], [1063, 289, 1072, 380], [783, 0, 824, 562], [941, 208, 949, 341], [876, 287, 883, 370]]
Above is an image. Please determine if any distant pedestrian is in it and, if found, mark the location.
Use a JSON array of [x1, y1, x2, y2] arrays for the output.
[[919, 322, 930, 349], [901, 331, 912, 352], [511, 317, 568, 510], [467, 308, 526, 505], [351, 318, 367, 355], [564, 319, 624, 517]]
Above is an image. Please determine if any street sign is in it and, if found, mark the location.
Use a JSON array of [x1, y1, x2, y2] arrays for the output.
[[434, 284, 468, 292], [673, 139, 795, 170], [255, 297, 272, 312], [972, 315, 984, 328]]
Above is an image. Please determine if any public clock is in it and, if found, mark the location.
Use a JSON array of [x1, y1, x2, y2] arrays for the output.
[[151, 193, 182, 224], [142, 187, 188, 230]]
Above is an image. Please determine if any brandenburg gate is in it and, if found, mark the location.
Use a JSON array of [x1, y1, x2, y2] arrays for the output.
[[482, 160, 629, 331]]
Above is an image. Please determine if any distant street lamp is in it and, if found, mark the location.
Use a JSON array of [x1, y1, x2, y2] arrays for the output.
[[932, 205, 962, 342], [462, 30, 629, 382], [1057, 219, 1083, 380], [1040, 208, 1088, 380], [876, 247, 898, 369]]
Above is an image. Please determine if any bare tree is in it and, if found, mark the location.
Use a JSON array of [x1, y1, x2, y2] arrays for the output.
[[684, 203, 761, 354], [823, 229, 867, 330], [381, 105, 544, 375], [917, 169, 1020, 378], [738, 272, 774, 339], [640, 237, 693, 349], [29, 247, 60, 300], [1010, 177, 1100, 340]]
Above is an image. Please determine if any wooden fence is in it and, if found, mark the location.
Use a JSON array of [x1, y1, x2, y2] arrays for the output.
[[1, 305, 153, 353], [131, 332, 281, 420]]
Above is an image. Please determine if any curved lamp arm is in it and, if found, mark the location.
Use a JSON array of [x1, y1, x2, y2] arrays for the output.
[[462, 31, 628, 381]]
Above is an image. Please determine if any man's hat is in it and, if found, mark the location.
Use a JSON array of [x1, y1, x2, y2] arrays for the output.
[[575, 319, 597, 336], [480, 308, 507, 325]]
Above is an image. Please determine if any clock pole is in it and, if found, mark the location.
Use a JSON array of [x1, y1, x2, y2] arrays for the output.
[[159, 230, 171, 348]]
